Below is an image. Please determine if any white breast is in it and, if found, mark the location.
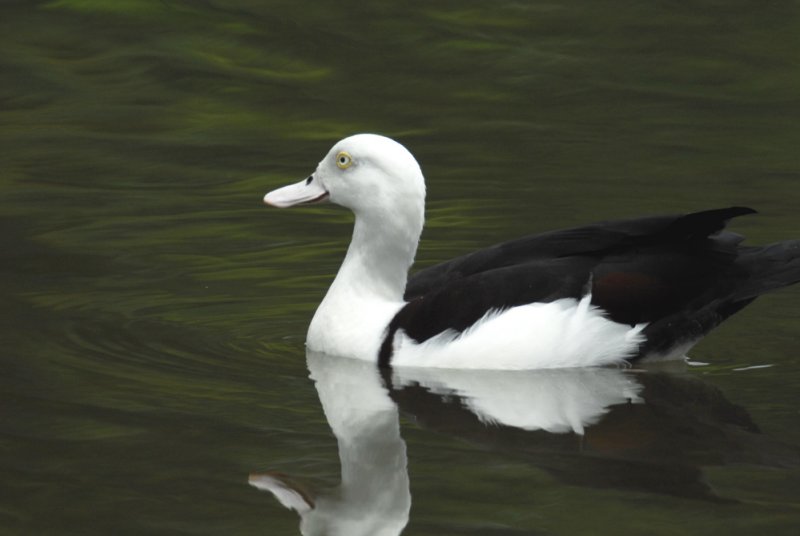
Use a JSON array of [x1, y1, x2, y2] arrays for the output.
[[306, 293, 404, 361]]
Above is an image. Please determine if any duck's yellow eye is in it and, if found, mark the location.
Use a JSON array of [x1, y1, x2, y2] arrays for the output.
[[336, 151, 353, 169]]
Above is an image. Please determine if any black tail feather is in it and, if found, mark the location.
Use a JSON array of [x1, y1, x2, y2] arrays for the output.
[[659, 206, 757, 242], [639, 238, 800, 359], [735, 240, 800, 301]]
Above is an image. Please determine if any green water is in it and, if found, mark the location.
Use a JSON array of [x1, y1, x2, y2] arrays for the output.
[[2, 1, 799, 534]]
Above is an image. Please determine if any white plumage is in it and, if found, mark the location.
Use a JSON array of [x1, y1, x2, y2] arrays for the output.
[[391, 295, 645, 369]]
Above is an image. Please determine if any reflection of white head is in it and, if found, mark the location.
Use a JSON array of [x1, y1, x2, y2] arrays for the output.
[[250, 352, 410, 536], [393, 366, 643, 435]]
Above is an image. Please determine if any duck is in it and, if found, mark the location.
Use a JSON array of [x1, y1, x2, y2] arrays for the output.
[[264, 134, 800, 369]]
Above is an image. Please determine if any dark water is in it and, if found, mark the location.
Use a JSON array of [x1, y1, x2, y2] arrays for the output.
[[2, 1, 800, 534]]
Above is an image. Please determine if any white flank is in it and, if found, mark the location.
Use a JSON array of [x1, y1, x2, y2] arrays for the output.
[[391, 295, 646, 370]]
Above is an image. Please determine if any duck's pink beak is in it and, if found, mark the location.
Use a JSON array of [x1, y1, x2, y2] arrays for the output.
[[263, 175, 329, 208]]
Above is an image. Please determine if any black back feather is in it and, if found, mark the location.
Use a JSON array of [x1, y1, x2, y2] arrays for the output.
[[378, 207, 798, 367]]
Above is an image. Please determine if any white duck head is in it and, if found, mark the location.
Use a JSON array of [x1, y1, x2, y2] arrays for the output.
[[264, 135, 427, 359], [264, 134, 426, 227]]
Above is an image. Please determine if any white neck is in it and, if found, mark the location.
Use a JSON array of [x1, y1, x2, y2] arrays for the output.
[[340, 211, 421, 300], [306, 206, 423, 359]]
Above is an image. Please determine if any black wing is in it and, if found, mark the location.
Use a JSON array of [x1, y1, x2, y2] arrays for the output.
[[378, 207, 759, 366]]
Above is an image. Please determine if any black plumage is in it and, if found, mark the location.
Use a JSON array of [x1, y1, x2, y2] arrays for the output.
[[378, 207, 800, 367]]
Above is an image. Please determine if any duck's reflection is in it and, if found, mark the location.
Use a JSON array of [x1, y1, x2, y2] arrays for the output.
[[250, 352, 411, 536], [387, 363, 797, 501], [252, 352, 798, 532]]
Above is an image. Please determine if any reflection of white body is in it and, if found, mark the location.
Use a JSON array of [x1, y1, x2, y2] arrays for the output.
[[393, 365, 642, 435], [250, 352, 411, 536], [251, 353, 647, 534]]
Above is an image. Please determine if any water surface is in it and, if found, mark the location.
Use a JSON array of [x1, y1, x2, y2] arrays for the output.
[[2, 1, 799, 534]]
